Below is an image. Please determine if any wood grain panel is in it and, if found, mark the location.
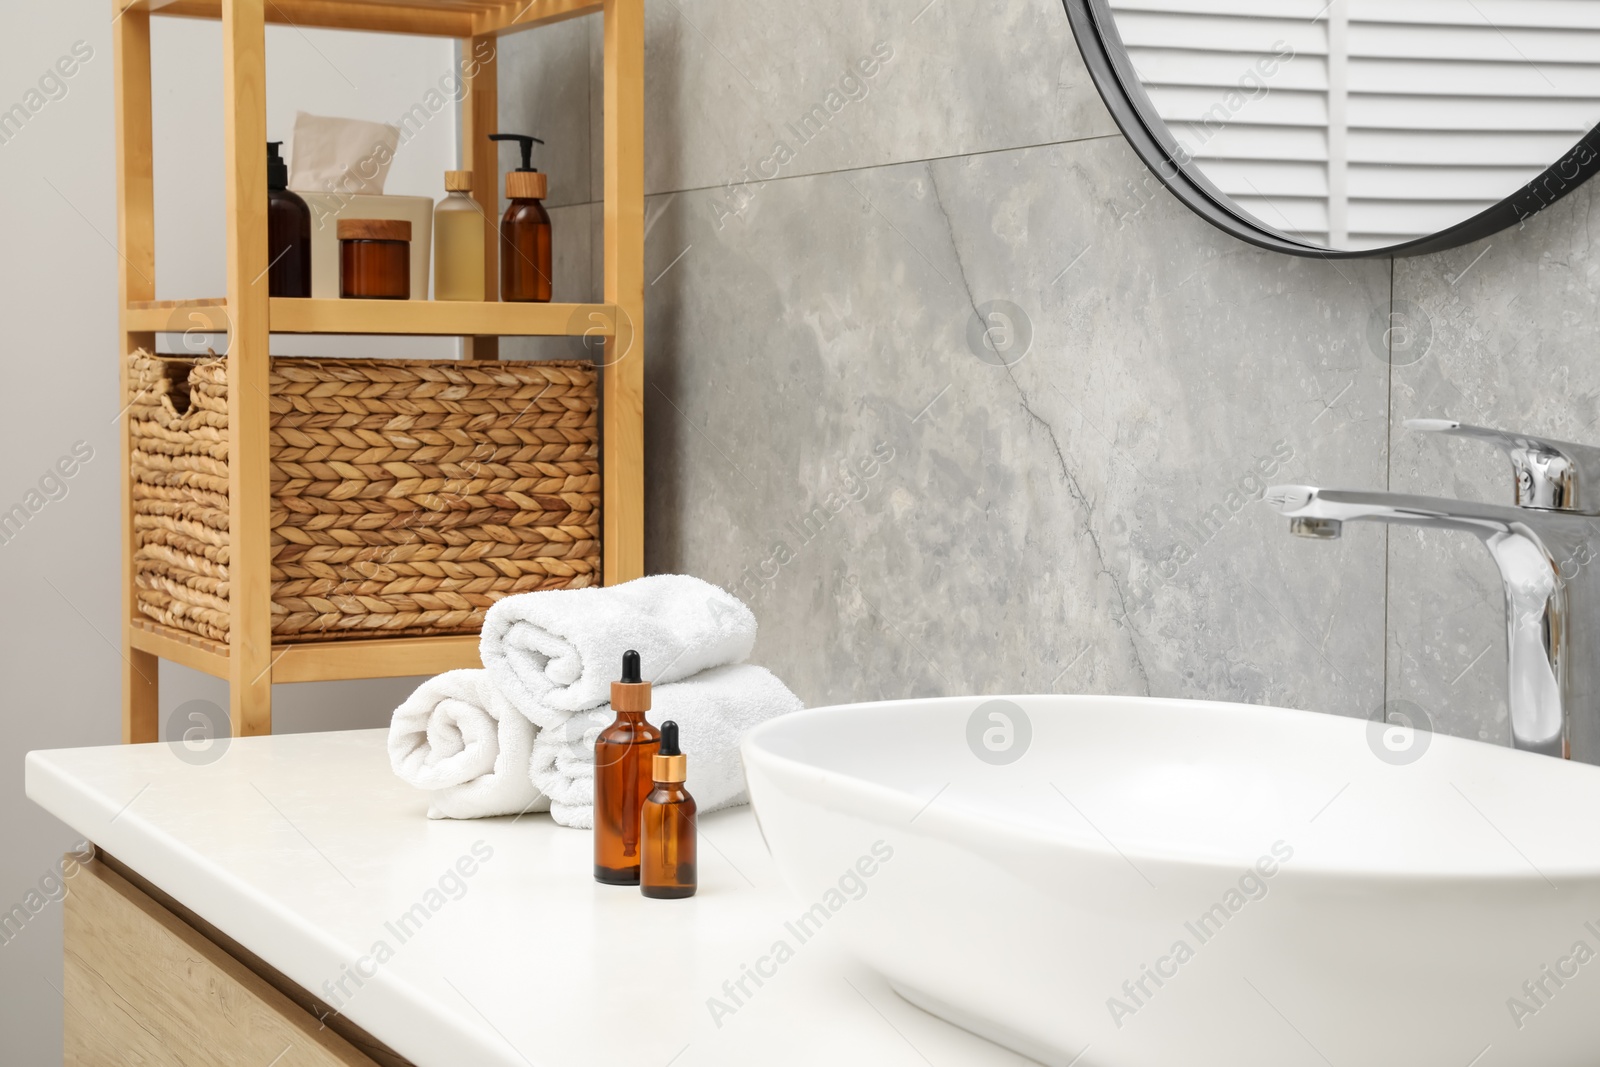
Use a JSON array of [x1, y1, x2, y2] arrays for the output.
[[222, 0, 275, 737], [64, 858, 382, 1066], [462, 29, 500, 361], [602, 0, 645, 585], [115, 5, 160, 745]]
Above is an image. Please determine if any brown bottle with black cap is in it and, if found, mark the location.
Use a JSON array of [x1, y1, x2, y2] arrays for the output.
[[641, 720, 697, 899], [266, 141, 311, 298], [594, 650, 660, 885]]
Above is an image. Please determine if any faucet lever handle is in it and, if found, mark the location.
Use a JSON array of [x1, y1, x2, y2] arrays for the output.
[[1406, 418, 1600, 512]]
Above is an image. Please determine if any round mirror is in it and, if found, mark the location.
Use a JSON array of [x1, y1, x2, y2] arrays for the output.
[[1063, 0, 1600, 257]]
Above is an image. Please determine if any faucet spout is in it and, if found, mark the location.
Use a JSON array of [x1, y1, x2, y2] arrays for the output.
[[1265, 485, 1542, 536], [1266, 485, 1571, 759]]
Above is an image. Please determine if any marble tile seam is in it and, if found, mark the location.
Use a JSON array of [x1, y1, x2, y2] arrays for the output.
[[556, 131, 1132, 207]]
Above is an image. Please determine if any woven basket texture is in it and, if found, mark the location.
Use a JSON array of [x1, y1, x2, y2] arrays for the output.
[[127, 349, 600, 643]]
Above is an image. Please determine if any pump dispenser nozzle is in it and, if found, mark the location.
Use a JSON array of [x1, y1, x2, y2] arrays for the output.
[[488, 132, 546, 172], [267, 141, 289, 190]]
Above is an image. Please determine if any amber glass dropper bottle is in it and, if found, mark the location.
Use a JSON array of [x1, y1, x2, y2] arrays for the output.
[[594, 650, 660, 885], [641, 720, 697, 899]]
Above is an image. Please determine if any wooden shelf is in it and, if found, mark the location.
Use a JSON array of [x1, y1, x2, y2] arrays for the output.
[[129, 621, 482, 683], [118, 0, 602, 38], [115, 0, 645, 740], [126, 297, 620, 337]]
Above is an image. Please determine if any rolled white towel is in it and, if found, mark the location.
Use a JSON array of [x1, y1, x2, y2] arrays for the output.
[[388, 669, 549, 820], [530, 663, 803, 828], [481, 574, 757, 727]]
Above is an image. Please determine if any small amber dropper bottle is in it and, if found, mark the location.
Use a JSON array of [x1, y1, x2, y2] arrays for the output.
[[594, 650, 660, 885], [641, 720, 697, 899]]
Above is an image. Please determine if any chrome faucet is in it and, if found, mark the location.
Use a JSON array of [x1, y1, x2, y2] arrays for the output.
[[1267, 419, 1600, 763]]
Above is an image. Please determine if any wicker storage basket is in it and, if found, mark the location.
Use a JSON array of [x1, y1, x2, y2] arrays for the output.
[[127, 349, 600, 644]]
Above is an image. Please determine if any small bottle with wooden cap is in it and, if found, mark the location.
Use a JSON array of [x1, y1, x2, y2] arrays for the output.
[[337, 218, 411, 300], [640, 720, 697, 899], [433, 170, 484, 301], [488, 133, 552, 303], [594, 650, 660, 885]]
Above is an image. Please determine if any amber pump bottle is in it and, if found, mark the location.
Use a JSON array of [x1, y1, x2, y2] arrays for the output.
[[641, 720, 697, 899], [488, 133, 552, 303], [265, 141, 311, 298], [594, 650, 660, 885]]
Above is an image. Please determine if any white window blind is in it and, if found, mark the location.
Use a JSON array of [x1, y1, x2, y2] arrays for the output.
[[1109, 0, 1600, 249]]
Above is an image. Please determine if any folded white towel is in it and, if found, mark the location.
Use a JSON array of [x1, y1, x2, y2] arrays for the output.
[[388, 669, 549, 820], [530, 664, 803, 828], [481, 574, 757, 728]]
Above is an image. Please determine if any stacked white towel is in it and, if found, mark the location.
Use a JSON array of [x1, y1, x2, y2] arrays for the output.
[[480, 573, 757, 727], [387, 669, 548, 820], [529, 664, 803, 828], [388, 575, 799, 824]]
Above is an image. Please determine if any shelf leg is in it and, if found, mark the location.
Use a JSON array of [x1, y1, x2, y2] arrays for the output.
[[116, 5, 160, 743], [124, 650, 159, 745], [603, 0, 645, 585], [462, 32, 500, 361], [222, 0, 273, 736]]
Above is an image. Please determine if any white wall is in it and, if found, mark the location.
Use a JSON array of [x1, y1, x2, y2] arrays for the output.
[[0, 11, 455, 1060]]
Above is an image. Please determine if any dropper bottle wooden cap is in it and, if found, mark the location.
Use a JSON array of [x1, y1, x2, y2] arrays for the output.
[[611, 649, 651, 712]]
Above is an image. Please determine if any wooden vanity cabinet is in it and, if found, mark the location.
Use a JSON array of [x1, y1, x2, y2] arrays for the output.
[[63, 856, 411, 1067]]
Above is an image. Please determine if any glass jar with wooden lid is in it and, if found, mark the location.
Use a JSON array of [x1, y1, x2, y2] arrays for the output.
[[337, 218, 411, 300]]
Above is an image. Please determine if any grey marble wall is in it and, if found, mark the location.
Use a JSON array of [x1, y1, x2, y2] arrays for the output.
[[501, 0, 1595, 744], [1390, 195, 1600, 744]]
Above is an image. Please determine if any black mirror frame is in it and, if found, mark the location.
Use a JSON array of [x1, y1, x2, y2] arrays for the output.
[[1062, 0, 1600, 258]]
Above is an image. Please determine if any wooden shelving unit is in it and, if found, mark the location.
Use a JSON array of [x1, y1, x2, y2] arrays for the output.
[[113, 0, 644, 742], [124, 297, 625, 337]]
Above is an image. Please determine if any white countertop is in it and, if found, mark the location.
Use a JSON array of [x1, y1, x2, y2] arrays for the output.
[[26, 729, 1030, 1067]]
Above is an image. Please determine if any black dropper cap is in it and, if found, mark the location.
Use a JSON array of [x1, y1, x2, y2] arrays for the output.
[[659, 720, 681, 757], [267, 141, 289, 190], [620, 649, 642, 684], [488, 133, 546, 172]]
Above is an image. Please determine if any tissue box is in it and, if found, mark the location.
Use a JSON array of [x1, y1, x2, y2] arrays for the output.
[[299, 193, 434, 301]]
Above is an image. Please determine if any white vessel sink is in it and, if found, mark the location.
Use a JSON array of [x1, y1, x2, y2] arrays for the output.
[[742, 695, 1600, 1067]]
